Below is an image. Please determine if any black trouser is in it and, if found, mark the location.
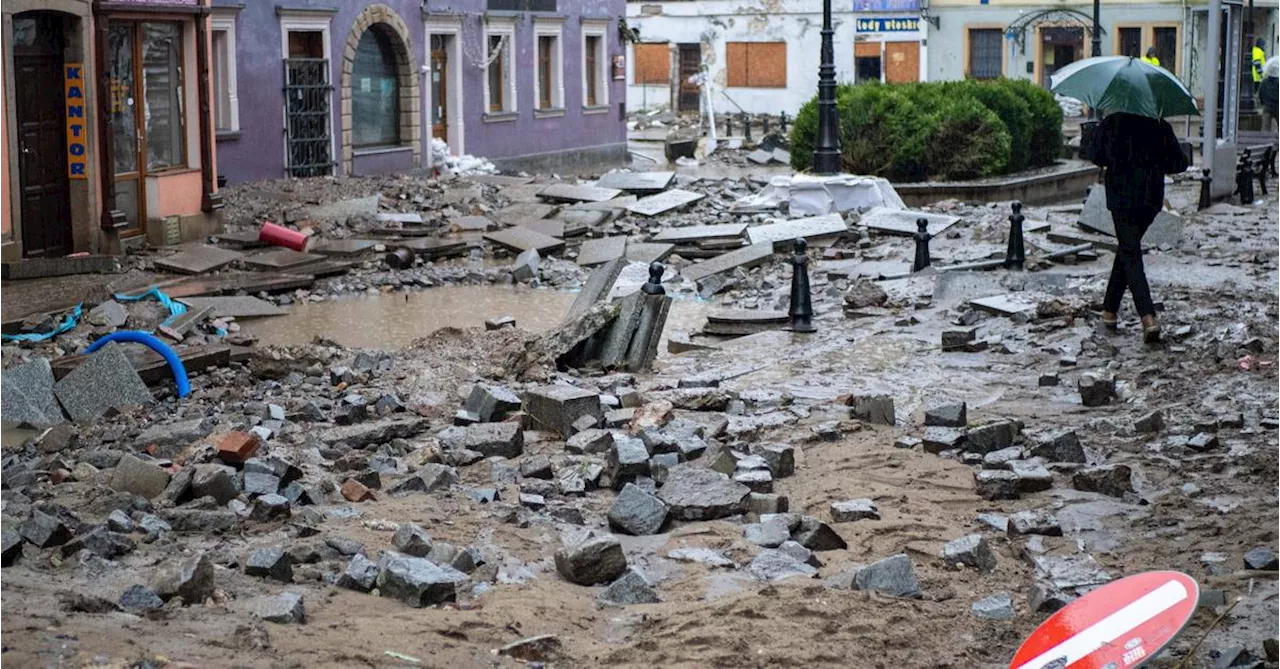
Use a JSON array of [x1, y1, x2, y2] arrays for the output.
[[1103, 207, 1158, 318]]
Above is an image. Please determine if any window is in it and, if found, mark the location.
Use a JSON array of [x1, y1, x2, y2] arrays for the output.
[[211, 15, 238, 133], [582, 21, 609, 109], [1153, 27, 1177, 72], [1119, 27, 1142, 58], [968, 28, 1002, 79], [534, 20, 564, 111], [725, 42, 787, 88], [352, 28, 400, 147], [141, 22, 186, 170], [485, 20, 516, 115], [633, 43, 669, 84]]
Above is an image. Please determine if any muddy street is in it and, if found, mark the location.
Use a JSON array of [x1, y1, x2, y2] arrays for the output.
[[1, 165, 1277, 669]]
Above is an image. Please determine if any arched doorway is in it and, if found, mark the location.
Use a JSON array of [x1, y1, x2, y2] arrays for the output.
[[339, 4, 419, 175]]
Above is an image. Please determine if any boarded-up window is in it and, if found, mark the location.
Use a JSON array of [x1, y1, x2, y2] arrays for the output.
[[725, 42, 787, 88], [634, 43, 669, 84]]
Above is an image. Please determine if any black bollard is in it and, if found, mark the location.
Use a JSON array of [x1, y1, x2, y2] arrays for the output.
[[912, 218, 932, 272], [1005, 201, 1026, 270], [762, 115, 771, 135], [725, 114, 734, 136], [1259, 151, 1271, 196], [641, 261, 666, 295], [1237, 149, 1255, 205], [780, 111, 788, 133], [787, 238, 815, 333], [386, 248, 415, 269], [742, 112, 752, 143], [1198, 168, 1213, 211]]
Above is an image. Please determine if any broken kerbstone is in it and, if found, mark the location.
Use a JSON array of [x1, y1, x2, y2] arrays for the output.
[[597, 567, 660, 605], [942, 534, 997, 573], [19, 509, 72, 548], [854, 554, 921, 598], [1009, 460, 1054, 493], [752, 443, 795, 477], [656, 465, 750, 521], [606, 436, 651, 487], [1187, 432, 1220, 452], [243, 472, 281, 497], [566, 428, 614, 455], [1072, 465, 1134, 497], [60, 527, 136, 559], [1078, 373, 1116, 407], [377, 552, 469, 607], [392, 523, 433, 557], [748, 549, 819, 582], [254, 592, 306, 624], [974, 470, 1021, 500], [1029, 430, 1086, 463], [982, 446, 1025, 469], [922, 427, 965, 454], [518, 493, 546, 509], [464, 384, 523, 422], [744, 516, 793, 548], [519, 454, 553, 480], [607, 483, 668, 536], [925, 402, 967, 427], [1244, 546, 1279, 570], [338, 554, 380, 592], [389, 464, 460, 495], [110, 454, 172, 500], [850, 394, 895, 426], [1134, 410, 1166, 434], [965, 420, 1018, 454], [733, 468, 773, 493], [191, 464, 239, 504], [524, 385, 602, 438], [555, 532, 628, 586], [972, 593, 1015, 620], [649, 452, 679, 485], [150, 553, 215, 604], [250, 494, 291, 522], [326, 536, 365, 557], [119, 584, 165, 613], [830, 499, 880, 523], [794, 516, 848, 551], [2, 529, 23, 566], [245, 548, 293, 583], [1007, 509, 1063, 537], [457, 422, 524, 458]]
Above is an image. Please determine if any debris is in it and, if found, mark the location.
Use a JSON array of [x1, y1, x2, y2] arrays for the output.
[[376, 552, 469, 607], [149, 553, 214, 604], [657, 465, 750, 520], [497, 635, 564, 662], [854, 554, 921, 598], [849, 394, 895, 426], [748, 549, 819, 582], [925, 402, 967, 427], [607, 483, 668, 535], [110, 454, 172, 499], [830, 499, 880, 522], [524, 385, 602, 438], [53, 343, 152, 422], [1078, 373, 1116, 407], [254, 592, 306, 624], [1071, 465, 1134, 497], [555, 532, 628, 585], [972, 593, 1015, 620], [942, 534, 997, 573], [598, 568, 661, 605]]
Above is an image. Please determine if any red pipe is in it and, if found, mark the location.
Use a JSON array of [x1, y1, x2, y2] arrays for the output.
[[259, 222, 309, 251]]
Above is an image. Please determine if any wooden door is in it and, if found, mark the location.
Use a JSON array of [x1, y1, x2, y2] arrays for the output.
[[884, 42, 919, 83], [430, 36, 448, 144], [13, 13, 73, 257], [108, 23, 146, 234], [677, 44, 701, 112]]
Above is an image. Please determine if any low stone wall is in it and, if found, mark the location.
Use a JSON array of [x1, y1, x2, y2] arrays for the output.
[[894, 162, 1100, 207]]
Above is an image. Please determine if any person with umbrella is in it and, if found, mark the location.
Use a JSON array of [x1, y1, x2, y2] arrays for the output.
[[1051, 57, 1195, 343]]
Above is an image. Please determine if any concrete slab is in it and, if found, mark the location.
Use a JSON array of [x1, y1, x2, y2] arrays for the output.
[[301, 196, 379, 223], [449, 216, 495, 232], [556, 209, 608, 234], [53, 343, 152, 422], [746, 213, 848, 248], [467, 174, 534, 187], [823, 259, 912, 281], [213, 229, 267, 249], [565, 258, 626, 322], [517, 218, 566, 239], [1077, 187, 1183, 248], [498, 184, 548, 203], [680, 242, 775, 283], [625, 242, 675, 264], [608, 261, 678, 300], [627, 189, 706, 217], [597, 171, 675, 194], [153, 245, 244, 275], [178, 296, 289, 318], [243, 248, 326, 269], [747, 149, 773, 165], [969, 293, 1040, 316], [51, 344, 231, 385], [311, 239, 379, 256], [600, 292, 646, 368], [2, 255, 119, 280], [858, 208, 960, 237], [1, 358, 66, 427], [440, 184, 483, 205], [703, 310, 788, 336], [392, 238, 469, 258], [376, 212, 424, 225], [164, 272, 314, 298], [496, 203, 559, 222], [484, 227, 566, 255], [577, 236, 628, 266], [1047, 226, 1116, 252], [538, 183, 622, 203], [650, 223, 748, 243]]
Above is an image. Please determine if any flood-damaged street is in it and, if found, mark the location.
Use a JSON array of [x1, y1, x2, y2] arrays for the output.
[[1, 158, 1277, 669]]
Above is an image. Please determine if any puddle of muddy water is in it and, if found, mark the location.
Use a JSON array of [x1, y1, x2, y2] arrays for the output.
[[241, 285, 716, 352]]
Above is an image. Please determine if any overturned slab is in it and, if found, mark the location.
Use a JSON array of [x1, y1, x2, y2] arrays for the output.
[[969, 293, 1040, 317], [651, 223, 748, 244], [681, 242, 774, 284], [449, 216, 495, 232], [301, 196, 379, 223], [538, 183, 621, 203], [556, 209, 607, 235], [2, 358, 66, 427], [391, 238, 469, 259], [625, 242, 675, 264], [154, 245, 244, 275], [627, 189, 706, 217], [597, 171, 675, 195], [53, 343, 153, 422], [376, 212, 424, 225], [577, 236, 628, 267], [517, 218, 566, 239], [746, 214, 848, 248], [178, 296, 288, 319], [703, 310, 788, 337], [312, 239, 379, 257], [496, 203, 559, 222], [565, 258, 626, 322], [1078, 187, 1183, 248], [243, 248, 326, 269], [859, 207, 960, 237], [485, 227, 565, 255], [213, 229, 267, 249]]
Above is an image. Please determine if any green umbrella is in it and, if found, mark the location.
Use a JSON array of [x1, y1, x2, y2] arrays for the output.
[[1050, 56, 1198, 119]]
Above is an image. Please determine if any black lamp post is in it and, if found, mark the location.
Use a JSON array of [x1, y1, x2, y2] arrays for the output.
[[1087, 0, 1102, 121], [812, 0, 842, 174]]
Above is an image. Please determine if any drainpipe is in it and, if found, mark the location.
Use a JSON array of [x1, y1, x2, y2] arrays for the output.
[[195, 6, 221, 213], [1203, 0, 1223, 168]]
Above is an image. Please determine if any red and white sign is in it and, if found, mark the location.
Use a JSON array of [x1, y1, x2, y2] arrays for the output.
[[1010, 571, 1199, 669]]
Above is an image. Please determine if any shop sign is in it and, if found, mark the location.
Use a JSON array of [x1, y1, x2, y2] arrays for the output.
[[853, 0, 920, 12], [855, 17, 921, 32], [65, 63, 88, 179]]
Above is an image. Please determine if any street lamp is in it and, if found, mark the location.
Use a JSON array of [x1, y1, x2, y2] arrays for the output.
[[1091, 0, 1101, 58], [812, 0, 842, 174]]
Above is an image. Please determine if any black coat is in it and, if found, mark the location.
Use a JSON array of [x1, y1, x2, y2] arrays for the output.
[[1091, 113, 1189, 211]]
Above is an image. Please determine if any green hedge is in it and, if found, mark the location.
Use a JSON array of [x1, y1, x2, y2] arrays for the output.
[[788, 78, 1063, 181]]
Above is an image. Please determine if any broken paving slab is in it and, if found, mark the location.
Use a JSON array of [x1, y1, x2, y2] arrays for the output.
[[858, 207, 960, 237], [555, 209, 607, 235], [449, 216, 495, 233], [53, 343, 153, 422], [625, 242, 674, 264], [680, 242, 774, 284], [627, 189, 706, 217], [243, 248, 326, 270], [300, 195, 379, 223], [497, 184, 550, 204], [1, 358, 66, 427], [650, 223, 748, 244], [517, 218, 566, 239], [391, 238, 469, 259], [311, 239, 379, 257], [1047, 226, 1116, 253], [212, 229, 267, 249], [51, 344, 231, 385], [746, 213, 848, 248], [2, 255, 119, 281], [746, 149, 774, 165], [466, 174, 534, 187], [823, 259, 911, 281], [375, 212, 424, 225], [177, 296, 288, 319], [576, 236, 628, 267], [153, 245, 245, 275], [968, 293, 1042, 318], [537, 183, 622, 203], [484, 227, 566, 255], [596, 171, 675, 195], [565, 258, 626, 322], [1077, 187, 1184, 248], [163, 272, 314, 298], [496, 202, 559, 221], [703, 310, 788, 337]]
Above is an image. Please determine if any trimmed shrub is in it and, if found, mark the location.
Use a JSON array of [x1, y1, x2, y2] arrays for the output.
[[1000, 78, 1063, 167], [925, 97, 1011, 180], [970, 81, 1034, 172], [839, 84, 937, 182]]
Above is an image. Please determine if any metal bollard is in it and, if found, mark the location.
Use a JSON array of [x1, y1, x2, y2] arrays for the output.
[[742, 112, 752, 143], [386, 248, 415, 269], [1259, 156, 1270, 196], [787, 238, 815, 333], [912, 218, 932, 272], [762, 115, 771, 135], [780, 111, 788, 133], [1237, 149, 1255, 205], [725, 114, 734, 137], [1005, 201, 1026, 270], [1198, 168, 1213, 211], [641, 261, 666, 295]]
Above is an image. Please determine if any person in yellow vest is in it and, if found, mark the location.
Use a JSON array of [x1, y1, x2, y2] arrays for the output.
[[1252, 39, 1266, 97], [1141, 47, 1161, 68]]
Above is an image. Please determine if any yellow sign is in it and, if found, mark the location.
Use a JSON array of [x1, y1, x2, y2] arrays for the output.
[[65, 63, 88, 179]]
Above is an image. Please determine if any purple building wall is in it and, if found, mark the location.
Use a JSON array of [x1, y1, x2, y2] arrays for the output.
[[214, 0, 626, 185]]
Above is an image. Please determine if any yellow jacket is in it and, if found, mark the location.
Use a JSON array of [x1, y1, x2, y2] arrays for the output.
[[1253, 46, 1265, 82], [1142, 55, 1161, 67]]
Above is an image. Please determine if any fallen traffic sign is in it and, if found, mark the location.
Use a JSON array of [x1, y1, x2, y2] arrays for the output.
[[1010, 571, 1199, 669]]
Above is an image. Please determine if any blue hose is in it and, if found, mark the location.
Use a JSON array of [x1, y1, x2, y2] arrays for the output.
[[85, 330, 191, 398]]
